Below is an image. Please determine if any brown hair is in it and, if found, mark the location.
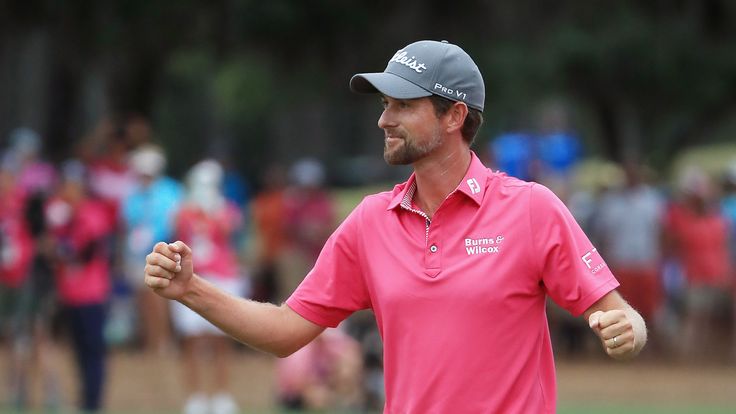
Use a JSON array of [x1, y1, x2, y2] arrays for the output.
[[428, 95, 484, 146]]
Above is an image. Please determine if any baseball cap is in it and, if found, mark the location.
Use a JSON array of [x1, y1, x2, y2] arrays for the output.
[[350, 40, 485, 111], [129, 144, 166, 177]]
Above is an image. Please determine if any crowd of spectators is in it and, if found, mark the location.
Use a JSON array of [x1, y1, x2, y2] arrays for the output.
[[487, 106, 736, 363], [1, 112, 735, 412]]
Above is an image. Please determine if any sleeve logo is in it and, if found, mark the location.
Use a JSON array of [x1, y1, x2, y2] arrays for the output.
[[581, 248, 607, 274]]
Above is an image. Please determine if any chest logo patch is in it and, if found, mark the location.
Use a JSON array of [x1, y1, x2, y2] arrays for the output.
[[465, 235, 504, 255]]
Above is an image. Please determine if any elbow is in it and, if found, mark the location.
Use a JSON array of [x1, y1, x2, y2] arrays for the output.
[[261, 336, 308, 358], [273, 349, 294, 359], [272, 343, 303, 358]]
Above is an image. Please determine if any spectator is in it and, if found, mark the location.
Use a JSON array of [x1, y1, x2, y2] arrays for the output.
[[45, 160, 115, 412], [722, 162, 736, 265], [721, 162, 736, 361], [121, 144, 183, 354], [595, 161, 665, 343], [7, 127, 57, 196], [87, 120, 138, 220], [535, 101, 582, 200], [276, 328, 363, 411], [279, 158, 336, 301], [250, 163, 289, 303], [487, 130, 535, 181], [170, 160, 246, 414], [663, 166, 732, 359], [1, 153, 40, 410]]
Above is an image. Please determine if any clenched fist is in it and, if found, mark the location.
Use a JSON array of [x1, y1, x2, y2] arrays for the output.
[[144, 241, 194, 300], [588, 309, 645, 360]]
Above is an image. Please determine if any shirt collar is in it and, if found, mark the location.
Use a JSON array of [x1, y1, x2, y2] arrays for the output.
[[387, 151, 488, 210]]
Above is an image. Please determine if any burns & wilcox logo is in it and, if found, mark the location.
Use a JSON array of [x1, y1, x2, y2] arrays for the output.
[[465, 235, 504, 255]]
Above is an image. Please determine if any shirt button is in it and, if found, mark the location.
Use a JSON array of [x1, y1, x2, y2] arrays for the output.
[[429, 244, 438, 253]]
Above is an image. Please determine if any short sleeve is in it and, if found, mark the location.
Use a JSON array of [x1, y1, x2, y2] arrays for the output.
[[530, 184, 619, 316], [286, 202, 371, 328]]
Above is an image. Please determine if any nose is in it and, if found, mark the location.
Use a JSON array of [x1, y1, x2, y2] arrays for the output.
[[378, 108, 396, 129]]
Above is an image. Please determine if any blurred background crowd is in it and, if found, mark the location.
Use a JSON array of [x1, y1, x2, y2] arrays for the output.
[[2, 1, 736, 413], [0, 113, 735, 413]]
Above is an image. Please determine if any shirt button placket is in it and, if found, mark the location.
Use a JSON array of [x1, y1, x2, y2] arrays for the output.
[[425, 235, 441, 278]]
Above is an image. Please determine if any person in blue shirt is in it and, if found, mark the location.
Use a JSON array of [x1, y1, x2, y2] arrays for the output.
[[121, 144, 183, 354]]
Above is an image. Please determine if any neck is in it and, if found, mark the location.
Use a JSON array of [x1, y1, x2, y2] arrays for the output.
[[412, 147, 471, 218]]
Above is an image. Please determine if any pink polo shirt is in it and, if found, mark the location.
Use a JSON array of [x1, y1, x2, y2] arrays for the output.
[[287, 152, 618, 413]]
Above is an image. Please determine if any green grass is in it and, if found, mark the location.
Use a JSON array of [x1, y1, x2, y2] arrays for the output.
[[559, 406, 735, 414]]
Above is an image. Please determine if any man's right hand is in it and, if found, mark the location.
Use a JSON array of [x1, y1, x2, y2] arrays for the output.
[[144, 241, 194, 300]]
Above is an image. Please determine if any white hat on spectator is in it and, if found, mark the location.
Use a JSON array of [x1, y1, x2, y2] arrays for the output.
[[677, 165, 711, 198], [129, 144, 166, 177], [186, 159, 225, 213]]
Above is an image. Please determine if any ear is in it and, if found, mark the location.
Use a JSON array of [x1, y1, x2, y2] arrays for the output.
[[445, 102, 468, 135]]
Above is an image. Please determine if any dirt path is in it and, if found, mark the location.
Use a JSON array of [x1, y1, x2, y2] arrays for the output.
[[2, 346, 736, 411]]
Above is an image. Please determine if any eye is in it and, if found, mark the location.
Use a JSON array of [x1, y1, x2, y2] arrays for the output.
[[399, 100, 411, 109], [380, 98, 388, 109]]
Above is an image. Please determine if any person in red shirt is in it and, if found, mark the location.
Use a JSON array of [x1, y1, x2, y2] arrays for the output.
[[251, 163, 289, 303], [46, 160, 114, 412], [0, 156, 43, 411], [664, 166, 732, 359], [144, 40, 647, 413], [279, 158, 336, 301]]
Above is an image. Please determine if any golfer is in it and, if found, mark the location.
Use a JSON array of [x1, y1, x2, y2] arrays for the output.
[[144, 40, 647, 413]]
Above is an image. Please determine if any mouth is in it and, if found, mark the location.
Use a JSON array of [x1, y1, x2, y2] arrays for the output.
[[385, 133, 404, 143]]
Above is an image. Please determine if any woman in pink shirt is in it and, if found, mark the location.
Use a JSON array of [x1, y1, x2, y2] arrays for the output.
[[46, 160, 114, 412], [170, 160, 246, 414]]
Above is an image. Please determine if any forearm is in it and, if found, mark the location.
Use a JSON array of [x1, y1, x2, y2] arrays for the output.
[[179, 275, 323, 357]]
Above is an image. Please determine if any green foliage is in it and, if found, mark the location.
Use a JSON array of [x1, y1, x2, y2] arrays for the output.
[[4, 0, 736, 174], [213, 56, 274, 126]]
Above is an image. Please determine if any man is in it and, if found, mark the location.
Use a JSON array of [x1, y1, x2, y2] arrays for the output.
[[144, 40, 647, 413]]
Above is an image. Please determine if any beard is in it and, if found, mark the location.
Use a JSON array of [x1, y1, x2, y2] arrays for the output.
[[383, 127, 443, 165]]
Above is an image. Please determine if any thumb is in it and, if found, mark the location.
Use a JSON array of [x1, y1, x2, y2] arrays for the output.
[[168, 240, 193, 266], [588, 311, 605, 330], [168, 240, 191, 256]]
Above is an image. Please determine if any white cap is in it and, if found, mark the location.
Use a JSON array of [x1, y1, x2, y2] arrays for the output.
[[186, 159, 223, 189], [129, 145, 166, 177], [186, 159, 225, 213], [677, 166, 711, 198]]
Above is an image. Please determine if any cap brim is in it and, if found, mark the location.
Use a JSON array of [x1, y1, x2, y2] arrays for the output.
[[350, 72, 432, 99]]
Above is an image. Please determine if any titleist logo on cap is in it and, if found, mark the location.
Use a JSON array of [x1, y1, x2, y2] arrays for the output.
[[389, 50, 427, 73]]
